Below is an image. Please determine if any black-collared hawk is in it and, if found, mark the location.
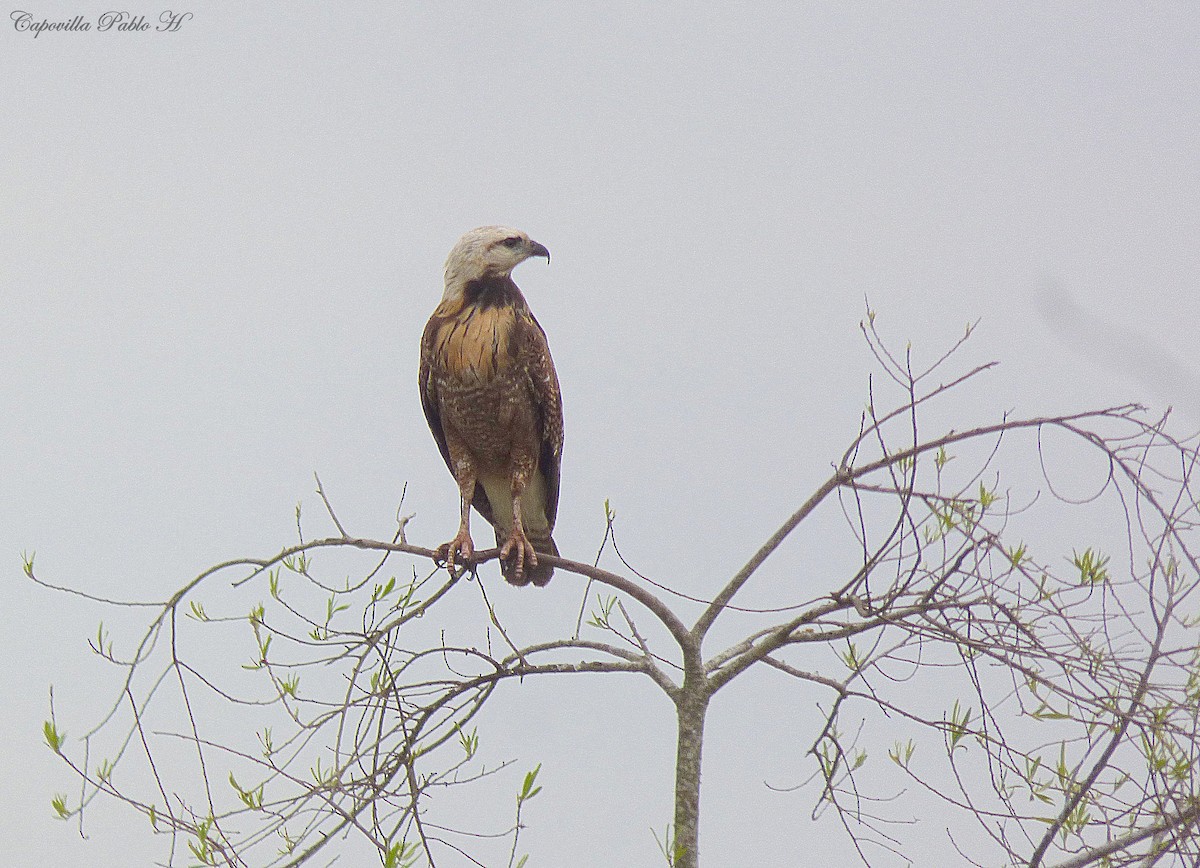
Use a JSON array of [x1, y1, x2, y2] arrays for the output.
[[419, 226, 564, 586]]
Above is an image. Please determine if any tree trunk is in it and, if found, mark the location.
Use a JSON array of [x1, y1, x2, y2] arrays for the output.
[[672, 683, 710, 868]]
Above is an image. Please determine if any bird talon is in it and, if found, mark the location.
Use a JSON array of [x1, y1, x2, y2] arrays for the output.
[[439, 531, 474, 573], [500, 530, 538, 582]]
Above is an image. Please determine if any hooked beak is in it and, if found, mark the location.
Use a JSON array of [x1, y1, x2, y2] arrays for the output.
[[527, 240, 550, 265]]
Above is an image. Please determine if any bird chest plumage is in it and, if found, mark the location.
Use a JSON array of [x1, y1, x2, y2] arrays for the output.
[[432, 302, 520, 387]]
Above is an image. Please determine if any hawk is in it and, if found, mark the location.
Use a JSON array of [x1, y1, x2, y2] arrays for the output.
[[419, 226, 564, 586]]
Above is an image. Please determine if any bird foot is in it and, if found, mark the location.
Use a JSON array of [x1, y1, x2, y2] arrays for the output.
[[436, 529, 475, 574], [499, 528, 538, 584]]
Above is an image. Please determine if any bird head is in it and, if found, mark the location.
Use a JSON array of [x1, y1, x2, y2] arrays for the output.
[[443, 226, 550, 294]]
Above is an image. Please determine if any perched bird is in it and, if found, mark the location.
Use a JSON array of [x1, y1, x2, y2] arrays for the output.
[[419, 226, 564, 585]]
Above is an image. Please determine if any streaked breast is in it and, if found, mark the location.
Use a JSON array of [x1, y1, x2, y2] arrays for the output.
[[434, 304, 517, 383]]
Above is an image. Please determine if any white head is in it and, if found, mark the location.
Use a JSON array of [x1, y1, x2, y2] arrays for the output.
[[443, 226, 550, 297]]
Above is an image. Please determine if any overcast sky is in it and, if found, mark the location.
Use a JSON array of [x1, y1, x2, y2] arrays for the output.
[[3, 4, 1199, 866]]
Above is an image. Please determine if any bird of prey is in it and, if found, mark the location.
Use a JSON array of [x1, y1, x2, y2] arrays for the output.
[[419, 226, 564, 586]]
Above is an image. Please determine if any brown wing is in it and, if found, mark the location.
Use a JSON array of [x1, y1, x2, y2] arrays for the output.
[[518, 310, 564, 531], [418, 313, 499, 527], [418, 316, 452, 470]]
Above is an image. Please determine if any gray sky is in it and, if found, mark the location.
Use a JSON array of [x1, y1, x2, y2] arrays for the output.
[[3, 3, 1199, 866]]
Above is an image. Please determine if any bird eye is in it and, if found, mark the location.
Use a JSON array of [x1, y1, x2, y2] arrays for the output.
[[501, 236, 522, 248]]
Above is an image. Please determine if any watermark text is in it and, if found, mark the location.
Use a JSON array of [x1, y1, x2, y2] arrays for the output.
[[10, 10, 193, 37]]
